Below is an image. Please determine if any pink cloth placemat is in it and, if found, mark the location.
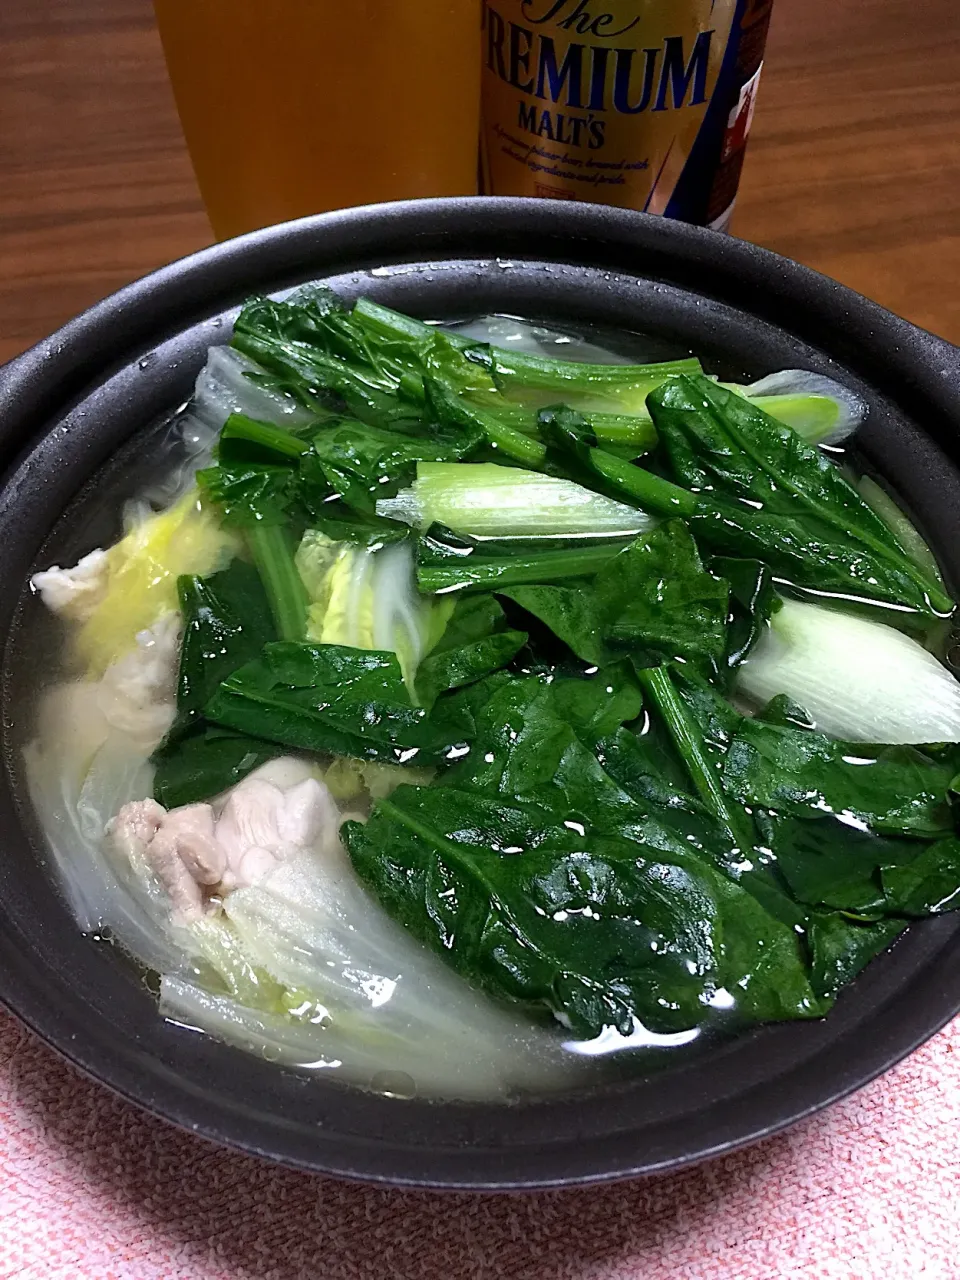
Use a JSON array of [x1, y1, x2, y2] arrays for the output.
[[1, 1006, 958, 1280]]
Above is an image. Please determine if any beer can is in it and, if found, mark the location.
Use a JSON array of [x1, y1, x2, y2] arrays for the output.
[[479, 0, 774, 229]]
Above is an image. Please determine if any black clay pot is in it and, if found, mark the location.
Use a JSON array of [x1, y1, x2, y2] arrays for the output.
[[1, 198, 959, 1190]]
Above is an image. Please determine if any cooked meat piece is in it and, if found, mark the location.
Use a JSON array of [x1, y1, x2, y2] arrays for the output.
[[31, 549, 109, 621], [148, 803, 225, 887], [109, 763, 343, 911], [109, 798, 203, 921], [276, 778, 339, 849], [215, 775, 339, 890], [96, 612, 181, 749]]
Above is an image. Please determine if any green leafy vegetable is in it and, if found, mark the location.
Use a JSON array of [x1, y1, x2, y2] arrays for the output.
[[152, 560, 285, 807], [352, 295, 703, 415], [204, 641, 515, 768], [416, 525, 627, 596], [807, 913, 907, 1001], [218, 412, 313, 460], [500, 523, 730, 676], [304, 417, 481, 517], [593, 522, 730, 673], [415, 595, 527, 708], [169, 561, 275, 722], [498, 582, 606, 665], [424, 376, 547, 468], [232, 290, 422, 424], [710, 557, 780, 676], [207, 644, 434, 764], [344, 783, 822, 1038], [246, 523, 308, 642], [636, 666, 754, 852], [541, 392, 954, 622], [723, 721, 956, 840], [196, 459, 296, 529], [153, 727, 286, 812], [304, 500, 409, 547], [648, 376, 953, 619]]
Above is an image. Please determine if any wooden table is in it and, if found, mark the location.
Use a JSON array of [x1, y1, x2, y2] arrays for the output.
[[1, 0, 958, 367]]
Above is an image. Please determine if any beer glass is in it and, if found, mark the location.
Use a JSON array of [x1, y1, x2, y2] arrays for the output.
[[153, 0, 482, 240]]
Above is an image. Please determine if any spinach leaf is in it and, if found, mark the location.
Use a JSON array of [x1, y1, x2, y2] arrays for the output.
[[636, 665, 754, 851], [498, 581, 606, 666], [170, 561, 275, 725], [623, 667, 960, 938], [541, 397, 952, 622], [196, 413, 308, 529], [596, 720, 807, 931], [415, 595, 527, 708], [424, 374, 547, 468], [232, 289, 423, 425], [344, 784, 822, 1038], [417, 524, 625, 595], [205, 642, 479, 767], [500, 524, 730, 674], [723, 722, 956, 840], [341, 642, 957, 1038], [304, 418, 482, 517], [880, 838, 960, 915], [217, 412, 313, 460], [759, 813, 919, 916], [197, 459, 296, 528], [151, 560, 285, 807], [807, 913, 907, 1001], [709, 556, 780, 676], [593, 522, 729, 673], [444, 669, 758, 899], [595, 721, 705, 816], [153, 728, 285, 811], [550, 662, 644, 740], [446, 668, 640, 804], [304, 500, 409, 546], [664, 665, 960, 841], [648, 376, 953, 619]]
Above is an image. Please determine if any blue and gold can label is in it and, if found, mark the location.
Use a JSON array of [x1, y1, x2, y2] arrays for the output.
[[480, 0, 774, 228]]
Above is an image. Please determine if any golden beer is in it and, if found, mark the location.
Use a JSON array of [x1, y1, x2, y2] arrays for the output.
[[480, 0, 773, 227], [153, 0, 482, 241]]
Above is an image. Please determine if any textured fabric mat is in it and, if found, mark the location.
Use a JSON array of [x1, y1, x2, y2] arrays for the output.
[[1, 1006, 958, 1280]]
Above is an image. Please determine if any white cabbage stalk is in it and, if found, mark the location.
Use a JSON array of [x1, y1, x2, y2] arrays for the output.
[[738, 599, 960, 743], [376, 462, 655, 538], [159, 975, 569, 1099], [23, 613, 188, 969], [296, 532, 448, 684], [24, 727, 184, 971], [444, 315, 634, 364], [142, 347, 315, 508], [192, 345, 314, 431], [739, 370, 868, 446], [204, 844, 572, 1097]]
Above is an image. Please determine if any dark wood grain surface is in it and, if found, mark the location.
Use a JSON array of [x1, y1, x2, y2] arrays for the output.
[[1, 0, 958, 366]]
